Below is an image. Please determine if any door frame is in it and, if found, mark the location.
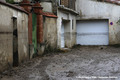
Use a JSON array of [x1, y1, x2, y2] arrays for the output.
[[61, 19, 71, 48]]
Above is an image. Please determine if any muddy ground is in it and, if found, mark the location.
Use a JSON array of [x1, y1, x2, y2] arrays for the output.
[[0, 46, 120, 80]]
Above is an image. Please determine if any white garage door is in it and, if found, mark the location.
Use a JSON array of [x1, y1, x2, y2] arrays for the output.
[[76, 20, 109, 45]]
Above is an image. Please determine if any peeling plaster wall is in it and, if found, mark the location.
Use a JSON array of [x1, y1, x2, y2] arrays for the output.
[[43, 17, 57, 49], [40, 2, 53, 13], [0, 0, 6, 2], [76, 0, 120, 44], [57, 9, 76, 48], [41, 1, 77, 48], [40, 1, 58, 14], [0, 3, 28, 72]]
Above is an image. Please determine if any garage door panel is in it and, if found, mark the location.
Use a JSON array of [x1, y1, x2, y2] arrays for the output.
[[77, 21, 108, 33], [77, 35, 109, 45], [76, 20, 109, 45]]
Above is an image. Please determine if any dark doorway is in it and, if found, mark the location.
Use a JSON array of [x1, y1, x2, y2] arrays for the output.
[[13, 17, 18, 67]]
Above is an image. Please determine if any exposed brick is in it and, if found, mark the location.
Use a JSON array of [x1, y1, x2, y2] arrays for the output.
[[37, 15, 43, 43], [61, 0, 69, 7], [28, 13, 32, 44], [33, 2, 44, 44], [20, 0, 32, 44]]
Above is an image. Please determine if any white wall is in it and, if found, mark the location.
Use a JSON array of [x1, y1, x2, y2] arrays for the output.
[[57, 9, 76, 48], [76, 0, 120, 44]]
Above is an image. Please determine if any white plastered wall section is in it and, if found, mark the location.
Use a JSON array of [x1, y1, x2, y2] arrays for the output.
[[57, 9, 76, 48]]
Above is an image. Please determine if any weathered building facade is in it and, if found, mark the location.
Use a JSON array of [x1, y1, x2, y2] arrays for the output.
[[43, 13, 57, 49], [0, 1, 29, 72], [76, 0, 120, 45], [2, 0, 120, 72], [41, 0, 78, 48], [8, 0, 78, 50], [7, 0, 58, 57], [57, 0, 78, 48]]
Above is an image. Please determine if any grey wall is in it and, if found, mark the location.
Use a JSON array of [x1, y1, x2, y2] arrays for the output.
[[0, 3, 28, 72], [40, 2, 53, 13], [0, 0, 6, 2], [43, 17, 57, 49]]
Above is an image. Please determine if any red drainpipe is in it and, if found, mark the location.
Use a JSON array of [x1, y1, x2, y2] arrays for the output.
[[33, 2, 43, 44], [20, 0, 32, 45]]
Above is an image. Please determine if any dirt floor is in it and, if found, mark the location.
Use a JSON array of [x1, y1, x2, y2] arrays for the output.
[[0, 46, 120, 80]]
